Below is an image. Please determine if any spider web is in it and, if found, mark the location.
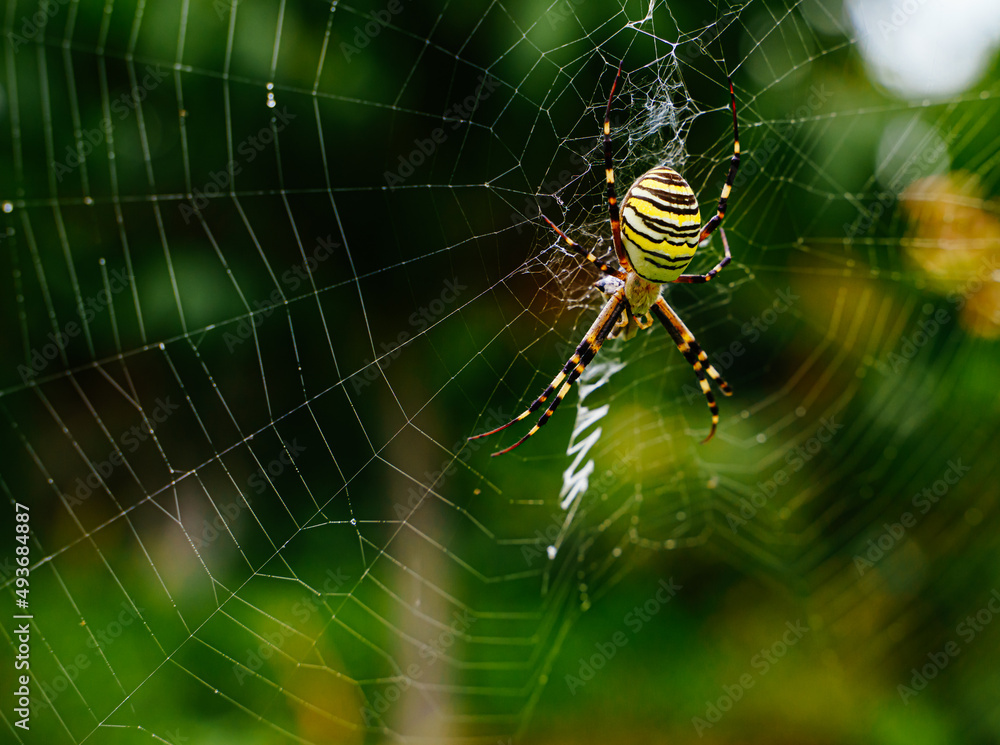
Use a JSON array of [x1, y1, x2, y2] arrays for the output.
[[3, 0, 1000, 742]]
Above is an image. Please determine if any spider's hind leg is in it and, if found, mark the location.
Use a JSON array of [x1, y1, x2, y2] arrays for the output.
[[651, 297, 733, 443]]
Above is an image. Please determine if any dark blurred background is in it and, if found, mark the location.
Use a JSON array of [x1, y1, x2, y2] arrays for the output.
[[2, 0, 999, 743]]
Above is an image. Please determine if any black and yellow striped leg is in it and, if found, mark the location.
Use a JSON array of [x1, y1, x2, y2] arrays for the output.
[[653, 298, 732, 395], [674, 227, 731, 284], [470, 289, 627, 456], [651, 297, 733, 443], [541, 215, 625, 280], [603, 62, 631, 272], [696, 77, 741, 246]]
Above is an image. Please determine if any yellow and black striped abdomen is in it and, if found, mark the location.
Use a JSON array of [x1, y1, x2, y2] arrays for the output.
[[620, 166, 701, 282]]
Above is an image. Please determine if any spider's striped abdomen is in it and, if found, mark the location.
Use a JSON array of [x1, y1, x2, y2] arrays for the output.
[[620, 166, 701, 282]]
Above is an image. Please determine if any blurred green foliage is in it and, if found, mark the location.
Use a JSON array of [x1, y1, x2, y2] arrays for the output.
[[2, 1, 1000, 744]]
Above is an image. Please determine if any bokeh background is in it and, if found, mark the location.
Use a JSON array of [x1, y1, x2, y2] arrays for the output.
[[2, 0, 1000, 743]]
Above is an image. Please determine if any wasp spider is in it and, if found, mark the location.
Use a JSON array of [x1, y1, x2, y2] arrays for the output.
[[473, 65, 741, 456]]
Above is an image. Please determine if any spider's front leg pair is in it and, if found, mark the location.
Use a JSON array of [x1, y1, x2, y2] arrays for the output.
[[470, 221, 732, 457], [468, 278, 628, 457]]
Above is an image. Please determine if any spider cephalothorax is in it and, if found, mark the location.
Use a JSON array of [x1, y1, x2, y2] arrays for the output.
[[472, 64, 741, 456]]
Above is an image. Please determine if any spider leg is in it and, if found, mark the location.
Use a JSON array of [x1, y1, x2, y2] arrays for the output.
[[674, 227, 731, 284], [653, 297, 732, 395], [611, 308, 653, 341], [603, 63, 632, 273], [694, 77, 740, 247], [541, 215, 624, 279], [651, 297, 733, 443], [610, 311, 628, 333], [609, 309, 631, 340], [470, 288, 627, 456]]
